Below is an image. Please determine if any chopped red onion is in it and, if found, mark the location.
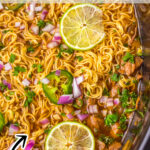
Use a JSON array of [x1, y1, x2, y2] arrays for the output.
[[0, 3, 3, 10], [41, 9, 48, 20], [113, 98, 120, 105], [39, 118, 50, 125], [34, 78, 38, 85], [28, 3, 35, 20], [67, 113, 74, 119], [99, 96, 108, 103], [62, 44, 68, 49], [53, 33, 62, 41], [25, 140, 35, 150], [0, 64, 3, 71], [58, 94, 74, 104], [20, 25, 25, 30], [15, 22, 20, 27], [55, 70, 61, 76], [22, 79, 30, 87], [4, 63, 12, 71], [101, 109, 107, 117], [87, 105, 99, 114], [9, 124, 19, 135], [41, 78, 50, 84], [42, 24, 55, 32], [2, 80, 11, 89], [47, 41, 59, 49], [76, 75, 84, 85], [74, 110, 81, 115], [72, 78, 82, 98], [77, 114, 89, 121], [35, 6, 43, 12], [50, 28, 56, 35], [106, 98, 114, 107], [31, 25, 39, 35]]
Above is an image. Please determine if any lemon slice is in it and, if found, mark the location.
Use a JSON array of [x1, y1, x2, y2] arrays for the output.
[[45, 121, 95, 150], [60, 4, 105, 51]]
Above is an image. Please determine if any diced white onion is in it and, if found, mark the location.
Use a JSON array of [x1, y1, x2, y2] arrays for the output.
[[0, 61, 3, 65], [29, 3, 35, 20], [87, 105, 99, 114], [15, 22, 20, 27], [42, 24, 55, 32], [106, 98, 114, 107], [22, 79, 30, 87], [47, 41, 59, 49], [4, 63, 12, 71], [20, 25, 25, 30], [35, 6, 43, 12], [31, 25, 39, 35], [99, 96, 108, 103], [76, 75, 84, 85], [41, 78, 50, 84], [34, 78, 38, 85], [0, 3, 3, 10]]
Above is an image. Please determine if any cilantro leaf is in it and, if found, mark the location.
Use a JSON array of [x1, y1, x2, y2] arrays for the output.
[[119, 114, 127, 130], [57, 44, 74, 58], [110, 73, 120, 82], [27, 46, 34, 52], [0, 42, 5, 50], [13, 66, 26, 76], [37, 64, 43, 73], [76, 56, 83, 62], [24, 90, 36, 107], [37, 20, 46, 28], [103, 88, 110, 96], [99, 135, 114, 146], [116, 65, 120, 69], [120, 89, 129, 108], [9, 54, 16, 63], [105, 114, 118, 126], [123, 52, 134, 64]]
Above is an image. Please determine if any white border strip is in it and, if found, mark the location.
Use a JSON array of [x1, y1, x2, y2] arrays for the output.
[[0, 0, 150, 3]]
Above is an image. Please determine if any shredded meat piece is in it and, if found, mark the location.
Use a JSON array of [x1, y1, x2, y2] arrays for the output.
[[124, 62, 136, 76], [119, 57, 143, 76], [109, 142, 122, 150], [110, 85, 119, 98], [110, 123, 122, 138], [87, 115, 104, 132], [96, 140, 105, 150], [135, 57, 143, 68]]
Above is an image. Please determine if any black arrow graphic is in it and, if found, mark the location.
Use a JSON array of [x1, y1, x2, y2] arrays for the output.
[[10, 134, 28, 150]]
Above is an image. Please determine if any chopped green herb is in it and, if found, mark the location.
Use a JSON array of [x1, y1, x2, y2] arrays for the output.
[[86, 90, 90, 96], [120, 89, 129, 108], [111, 73, 120, 82], [103, 88, 110, 96], [137, 111, 144, 118], [32, 64, 37, 68], [125, 81, 130, 85], [24, 90, 36, 107], [5, 95, 11, 100], [37, 20, 46, 28], [116, 133, 123, 137], [117, 88, 121, 95], [99, 135, 114, 146], [28, 73, 32, 78], [9, 54, 16, 63], [44, 128, 50, 133], [123, 52, 134, 64], [3, 30, 12, 34], [37, 64, 43, 73], [105, 114, 118, 126], [38, 30, 43, 35], [27, 46, 35, 52], [60, 113, 66, 117], [76, 56, 83, 62], [119, 114, 127, 130], [116, 65, 120, 69], [57, 44, 74, 58], [123, 43, 128, 47], [0, 83, 8, 92], [133, 80, 138, 84], [14, 122, 19, 127], [13, 66, 26, 76], [130, 92, 138, 101], [0, 42, 5, 50], [9, 91, 14, 95], [124, 108, 136, 113]]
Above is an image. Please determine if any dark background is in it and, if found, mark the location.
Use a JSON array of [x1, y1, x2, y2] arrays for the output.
[[144, 138, 150, 150]]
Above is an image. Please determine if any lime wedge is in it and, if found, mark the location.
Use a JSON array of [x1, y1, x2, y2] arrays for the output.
[[45, 121, 95, 150], [60, 4, 105, 51]]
